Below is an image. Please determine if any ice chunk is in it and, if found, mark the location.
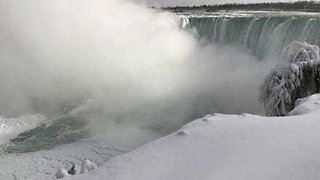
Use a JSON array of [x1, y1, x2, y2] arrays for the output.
[[80, 160, 97, 174], [56, 168, 70, 179], [91, 162, 98, 170]]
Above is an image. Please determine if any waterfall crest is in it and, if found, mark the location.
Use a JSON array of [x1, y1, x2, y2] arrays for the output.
[[181, 15, 320, 60]]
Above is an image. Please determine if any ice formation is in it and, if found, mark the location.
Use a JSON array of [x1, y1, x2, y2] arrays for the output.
[[260, 41, 320, 116], [55, 160, 97, 179], [284, 41, 320, 63], [56, 168, 70, 179], [80, 160, 98, 174]]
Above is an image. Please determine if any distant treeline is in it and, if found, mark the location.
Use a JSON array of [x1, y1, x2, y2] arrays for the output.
[[160, 1, 320, 12]]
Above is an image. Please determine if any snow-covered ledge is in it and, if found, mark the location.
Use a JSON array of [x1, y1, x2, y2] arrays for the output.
[[63, 93, 320, 180], [59, 41, 320, 180]]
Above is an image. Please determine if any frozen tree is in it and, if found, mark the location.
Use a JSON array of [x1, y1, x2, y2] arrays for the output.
[[284, 41, 319, 63], [260, 41, 320, 116]]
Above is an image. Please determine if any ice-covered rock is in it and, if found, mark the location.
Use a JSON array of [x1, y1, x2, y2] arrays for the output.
[[54, 160, 98, 179], [56, 168, 70, 179], [91, 162, 98, 170], [68, 164, 77, 175], [80, 160, 97, 174]]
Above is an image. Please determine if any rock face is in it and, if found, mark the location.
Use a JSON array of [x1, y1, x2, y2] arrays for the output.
[[260, 41, 320, 116]]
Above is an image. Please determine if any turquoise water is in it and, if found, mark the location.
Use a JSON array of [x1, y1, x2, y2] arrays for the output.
[[4, 116, 89, 153], [180, 11, 320, 59]]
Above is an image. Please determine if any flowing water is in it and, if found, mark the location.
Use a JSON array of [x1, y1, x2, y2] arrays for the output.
[[180, 11, 320, 59]]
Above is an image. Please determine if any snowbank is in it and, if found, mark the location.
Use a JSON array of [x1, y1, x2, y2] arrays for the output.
[[65, 94, 320, 180]]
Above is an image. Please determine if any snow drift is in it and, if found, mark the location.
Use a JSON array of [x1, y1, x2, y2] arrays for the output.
[[65, 93, 320, 180]]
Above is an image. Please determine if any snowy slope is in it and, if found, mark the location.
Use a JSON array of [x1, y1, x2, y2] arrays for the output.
[[66, 94, 320, 180]]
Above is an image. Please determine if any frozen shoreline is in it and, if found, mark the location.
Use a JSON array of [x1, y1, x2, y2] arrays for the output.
[[65, 94, 320, 180]]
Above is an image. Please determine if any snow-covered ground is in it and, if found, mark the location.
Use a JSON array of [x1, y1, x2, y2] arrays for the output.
[[0, 115, 45, 147], [65, 94, 320, 180], [0, 123, 161, 179]]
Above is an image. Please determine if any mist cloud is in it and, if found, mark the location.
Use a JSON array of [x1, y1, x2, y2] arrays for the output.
[[0, 0, 275, 136]]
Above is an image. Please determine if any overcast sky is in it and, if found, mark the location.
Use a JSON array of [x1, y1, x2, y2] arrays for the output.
[[145, 0, 318, 7]]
